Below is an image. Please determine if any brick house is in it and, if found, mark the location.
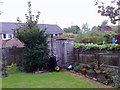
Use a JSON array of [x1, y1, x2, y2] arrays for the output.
[[0, 22, 64, 48]]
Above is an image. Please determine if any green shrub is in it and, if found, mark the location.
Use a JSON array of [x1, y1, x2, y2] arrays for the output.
[[7, 65, 20, 74], [62, 33, 75, 38], [87, 69, 95, 74], [74, 43, 120, 52], [106, 69, 118, 77], [74, 66, 82, 72]]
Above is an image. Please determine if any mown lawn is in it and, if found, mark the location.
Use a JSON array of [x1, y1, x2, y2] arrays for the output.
[[1, 68, 97, 88], [0, 78, 1, 89]]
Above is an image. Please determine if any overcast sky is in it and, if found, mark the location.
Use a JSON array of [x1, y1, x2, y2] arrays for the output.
[[0, 0, 115, 29]]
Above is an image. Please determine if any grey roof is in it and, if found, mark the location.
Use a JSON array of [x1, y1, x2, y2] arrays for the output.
[[0, 22, 17, 34], [0, 22, 64, 34], [38, 24, 64, 34]]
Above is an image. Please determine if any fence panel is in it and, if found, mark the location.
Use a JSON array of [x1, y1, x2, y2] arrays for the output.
[[2, 48, 24, 65], [74, 49, 119, 72]]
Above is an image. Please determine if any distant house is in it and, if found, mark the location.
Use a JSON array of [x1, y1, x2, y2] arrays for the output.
[[0, 22, 64, 48], [103, 26, 112, 32], [98, 25, 112, 32]]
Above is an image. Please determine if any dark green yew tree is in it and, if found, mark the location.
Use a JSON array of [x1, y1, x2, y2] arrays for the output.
[[14, 1, 49, 72]]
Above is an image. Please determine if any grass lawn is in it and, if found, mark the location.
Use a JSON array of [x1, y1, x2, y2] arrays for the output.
[[1, 67, 98, 88], [0, 78, 1, 89]]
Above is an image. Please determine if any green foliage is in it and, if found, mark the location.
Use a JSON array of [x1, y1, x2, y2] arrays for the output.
[[74, 43, 120, 52], [74, 66, 82, 72], [14, 1, 49, 72], [81, 23, 90, 34], [74, 32, 84, 43], [86, 31, 106, 43], [15, 26, 49, 72], [103, 31, 117, 42], [75, 25, 117, 44], [74, 43, 81, 49], [7, 63, 16, 68], [86, 69, 95, 74], [7, 65, 20, 74], [99, 44, 120, 51], [15, 27, 48, 48], [64, 25, 81, 34], [75, 26, 106, 43], [62, 33, 75, 38], [106, 69, 118, 77]]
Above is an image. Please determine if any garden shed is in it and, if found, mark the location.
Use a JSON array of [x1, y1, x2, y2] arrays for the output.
[[56, 38, 74, 67]]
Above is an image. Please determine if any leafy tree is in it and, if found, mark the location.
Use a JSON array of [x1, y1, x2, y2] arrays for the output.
[[90, 25, 117, 43], [75, 25, 116, 43], [95, 0, 120, 33], [81, 23, 90, 34], [64, 25, 80, 34], [91, 26, 98, 31], [14, 1, 49, 72], [75, 32, 84, 43], [86, 31, 106, 44]]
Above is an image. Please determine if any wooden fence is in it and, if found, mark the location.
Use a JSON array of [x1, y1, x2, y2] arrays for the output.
[[2, 39, 119, 72], [74, 49, 119, 72], [2, 38, 74, 67], [2, 47, 24, 65]]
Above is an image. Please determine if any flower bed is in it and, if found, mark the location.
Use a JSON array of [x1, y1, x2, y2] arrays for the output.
[[69, 64, 114, 86]]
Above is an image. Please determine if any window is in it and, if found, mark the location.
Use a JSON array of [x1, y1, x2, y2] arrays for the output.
[[8, 34, 12, 39], [55, 34, 58, 36], [3, 34, 6, 39], [2, 34, 13, 40]]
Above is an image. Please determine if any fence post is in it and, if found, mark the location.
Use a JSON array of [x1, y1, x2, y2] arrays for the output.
[[2, 40, 10, 77], [95, 53, 100, 69], [2, 48, 8, 77]]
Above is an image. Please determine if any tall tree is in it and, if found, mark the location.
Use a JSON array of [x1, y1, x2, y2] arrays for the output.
[[14, 1, 49, 72], [81, 23, 90, 33]]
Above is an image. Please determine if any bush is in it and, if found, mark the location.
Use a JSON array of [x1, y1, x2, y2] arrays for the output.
[[7, 64, 20, 74], [106, 69, 118, 77], [74, 66, 81, 72], [62, 33, 75, 38], [87, 69, 95, 74]]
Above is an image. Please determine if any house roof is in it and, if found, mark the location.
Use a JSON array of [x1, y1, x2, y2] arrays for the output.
[[38, 24, 64, 34], [101, 26, 112, 31], [0, 22, 17, 34], [0, 22, 64, 34]]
